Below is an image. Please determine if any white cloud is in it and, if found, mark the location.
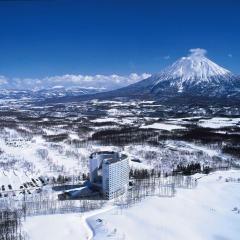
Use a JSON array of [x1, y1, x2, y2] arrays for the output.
[[228, 53, 233, 58], [0, 75, 8, 85], [189, 48, 207, 57], [0, 73, 151, 90]]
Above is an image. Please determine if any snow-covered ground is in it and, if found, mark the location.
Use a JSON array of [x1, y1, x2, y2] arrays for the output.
[[23, 213, 89, 240], [23, 204, 115, 240], [166, 117, 240, 130], [140, 122, 186, 131], [124, 140, 231, 173], [198, 117, 240, 129], [88, 170, 240, 240], [0, 127, 90, 178], [23, 170, 240, 240], [0, 123, 234, 189]]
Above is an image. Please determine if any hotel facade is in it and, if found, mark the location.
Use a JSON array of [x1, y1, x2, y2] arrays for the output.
[[89, 151, 129, 199]]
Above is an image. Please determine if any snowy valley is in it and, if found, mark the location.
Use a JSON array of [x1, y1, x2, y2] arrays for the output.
[[0, 97, 240, 239]]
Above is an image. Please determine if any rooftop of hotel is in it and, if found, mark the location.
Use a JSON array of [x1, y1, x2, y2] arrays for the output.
[[90, 151, 127, 164]]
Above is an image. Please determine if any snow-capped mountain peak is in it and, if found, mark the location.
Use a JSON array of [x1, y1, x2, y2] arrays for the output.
[[151, 48, 236, 94], [157, 48, 231, 82]]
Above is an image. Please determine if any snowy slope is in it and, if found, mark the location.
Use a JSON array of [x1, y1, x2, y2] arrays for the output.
[[23, 170, 240, 240], [23, 214, 89, 240], [88, 170, 240, 240]]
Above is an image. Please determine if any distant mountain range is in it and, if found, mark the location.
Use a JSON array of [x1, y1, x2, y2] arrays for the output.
[[0, 87, 102, 102]]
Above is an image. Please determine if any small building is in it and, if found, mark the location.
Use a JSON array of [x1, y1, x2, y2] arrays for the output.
[[89, 151, 129, 199]]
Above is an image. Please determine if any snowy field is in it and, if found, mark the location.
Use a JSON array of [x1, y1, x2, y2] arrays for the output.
[[198, 117, 240, 129], [23, 170, 240, 240], [1, 100, 240, 240], [23, 213, 89, 240], [140, 122, 186, 131], [88, 170, 240, 240], [0, 104, 240, 200]]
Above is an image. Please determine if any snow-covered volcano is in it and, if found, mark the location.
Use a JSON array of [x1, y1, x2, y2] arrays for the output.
[[101, 48, 240, 101], [158, 49, 231, 82], [150, 48, 237, 95]]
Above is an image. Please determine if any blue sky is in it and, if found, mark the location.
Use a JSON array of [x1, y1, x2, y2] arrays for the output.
[[0, 0, 239, 89]]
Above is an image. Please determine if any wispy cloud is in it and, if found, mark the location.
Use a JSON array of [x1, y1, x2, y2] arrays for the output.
[[0, 75, 8, 85], [163, 55, 170, 60], [0, 73, 151, 90], [228, 53, 233, 58]]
